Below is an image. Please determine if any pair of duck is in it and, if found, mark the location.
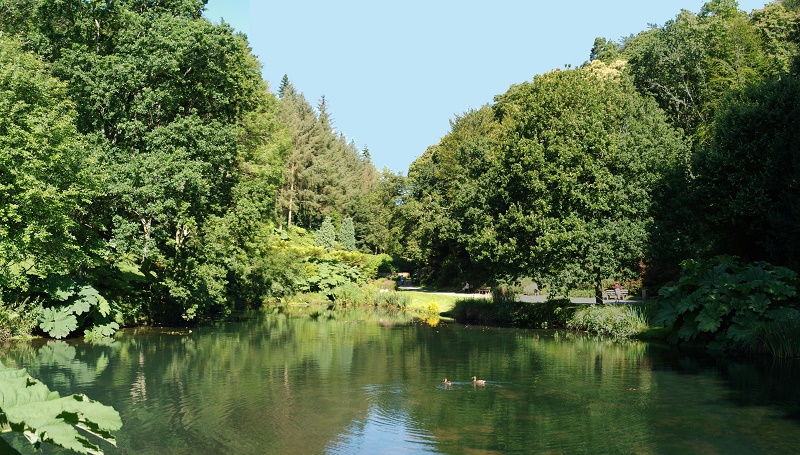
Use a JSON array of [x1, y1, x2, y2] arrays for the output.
[[443, 376, 485, 386]]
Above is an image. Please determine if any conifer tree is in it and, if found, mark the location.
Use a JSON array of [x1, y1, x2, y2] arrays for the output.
[[315, 216, 336, 252], [338, 217, 357, 251], [278, 74, 291, 98]]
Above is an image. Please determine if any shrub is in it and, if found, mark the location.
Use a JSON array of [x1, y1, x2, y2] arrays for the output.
[[753, 311, 800, 358], [655, 256, 800, 356], [372, 290, 410, 309], [0, 297, 42, 342], [421, 301, 441, 326], [567, 304, 648, 338], [331, 283, 365, 307], [514, 298, 576, 328], [314, 216, 336, 252], [302, 257, 365, 293]]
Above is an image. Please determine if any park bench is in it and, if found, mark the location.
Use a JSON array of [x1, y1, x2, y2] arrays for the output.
[[477, 287, 491, 295], [603, 289, 629, 301]]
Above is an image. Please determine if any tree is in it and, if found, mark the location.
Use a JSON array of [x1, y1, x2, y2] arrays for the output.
[[315, 217, 336, 252], [624, 1, 770, 146], [338, 217, 357, 251], [276, 80, 326, 229], [589, 37, 621, 62], [487, 65, 688, 299], [0, 36, 94, 295], [402, 64, 689, 298], [401, 106, 497, 285], [276, 81, 382, 233], [361, 168, 406, 255], [693, 76, 800, 270], [0, 0, 271, 322], [750, 2, 800, 76]]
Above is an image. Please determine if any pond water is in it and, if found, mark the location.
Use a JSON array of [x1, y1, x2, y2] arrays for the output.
[[2, 310, 800, 454]]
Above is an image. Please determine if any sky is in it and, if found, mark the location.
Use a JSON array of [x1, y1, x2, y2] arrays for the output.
[[203, 0, 770, 174]]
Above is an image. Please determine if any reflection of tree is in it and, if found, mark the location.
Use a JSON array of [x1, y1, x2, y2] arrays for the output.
[[1, 339, 120, 395], [1, 315, 798, 454]]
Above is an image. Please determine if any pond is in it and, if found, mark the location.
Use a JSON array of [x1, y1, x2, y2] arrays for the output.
[[2, 310, 800, 454]]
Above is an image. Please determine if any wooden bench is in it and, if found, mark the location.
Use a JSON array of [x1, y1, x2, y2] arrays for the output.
[[604, 289, 629, 301], [477, 287, 491, 295]]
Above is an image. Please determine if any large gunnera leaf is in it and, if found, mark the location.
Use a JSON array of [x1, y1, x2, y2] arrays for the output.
[[0, 360, 122, 454], [39, 308, 78, 339]]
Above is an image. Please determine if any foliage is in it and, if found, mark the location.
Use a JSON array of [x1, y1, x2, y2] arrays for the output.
[[624, 1, 773, 146], [36, 277, 119, 340], [0, 0, 276, 325], [302, 257, 365, 294], [315, 217, 337, 252], [275, 80, 381, 235], [0, 298, 42, 342], [755, 311, 800, 359], [567, 304, 649, 338], [402, 66, 688, 296], [338, 217, 357, 251], [358, 169, 407, 254], [0, 36, 94, 295], [692, 76, 800, 271], [444, 296, 574, 329], [0, 360, 122, 454], [655, 256, 800, 356], [421, 301, 441, 326]]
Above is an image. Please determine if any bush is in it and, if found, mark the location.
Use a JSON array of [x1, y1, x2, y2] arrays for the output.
[[655, 256, 800, 356], [329, 282, 410, 309], [0, 297, 42, 342], [373, 290, 410, 309], [567, 304, 648, 338], [755, 311, 800, 359]]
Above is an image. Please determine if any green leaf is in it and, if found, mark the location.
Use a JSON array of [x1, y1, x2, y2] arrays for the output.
[[70, 298, 92, 316], [654, 300, 678, 326], [39, 308, 78, 339], [746, 293, 771, 314], [677, 316, 700, 341], [696, 301, 728, 332], [765, 307, 800, 321], [84, 322, 120, 341], [0, 360, 122, 455], [75, 286, 111, 316]]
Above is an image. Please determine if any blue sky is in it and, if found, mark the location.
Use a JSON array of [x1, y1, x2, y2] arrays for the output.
[[204, 1, 769, 174]]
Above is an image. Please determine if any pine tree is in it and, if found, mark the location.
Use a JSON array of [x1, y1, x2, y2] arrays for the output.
[[338, 217, 356, 251], [315, 216, 336, 252], [278, 74, 291, 98]]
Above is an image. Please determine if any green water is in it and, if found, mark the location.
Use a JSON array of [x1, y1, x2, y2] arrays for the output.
[[2, 311, 800, 454]]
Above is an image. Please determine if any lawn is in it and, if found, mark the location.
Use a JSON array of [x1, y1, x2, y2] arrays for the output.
[[402, 291, 470, 314]]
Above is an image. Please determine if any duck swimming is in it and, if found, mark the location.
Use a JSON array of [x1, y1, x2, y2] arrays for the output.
[[472, 376, 486, 385]]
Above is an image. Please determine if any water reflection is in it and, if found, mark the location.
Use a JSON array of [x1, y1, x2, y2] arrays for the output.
[[1, 310, 799, 454], [326, 385, 438, 454]]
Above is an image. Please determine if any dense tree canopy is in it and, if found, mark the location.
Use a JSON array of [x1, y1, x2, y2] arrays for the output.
[[2, 0, 800, 337], [0, 36, 93, 294], [0, 0, 392, 329], [694, 76, 800, 269], [403, 63, 689, 297]]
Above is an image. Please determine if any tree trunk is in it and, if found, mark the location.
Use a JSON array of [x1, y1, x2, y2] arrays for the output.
[[594, 268, 603, 305]]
